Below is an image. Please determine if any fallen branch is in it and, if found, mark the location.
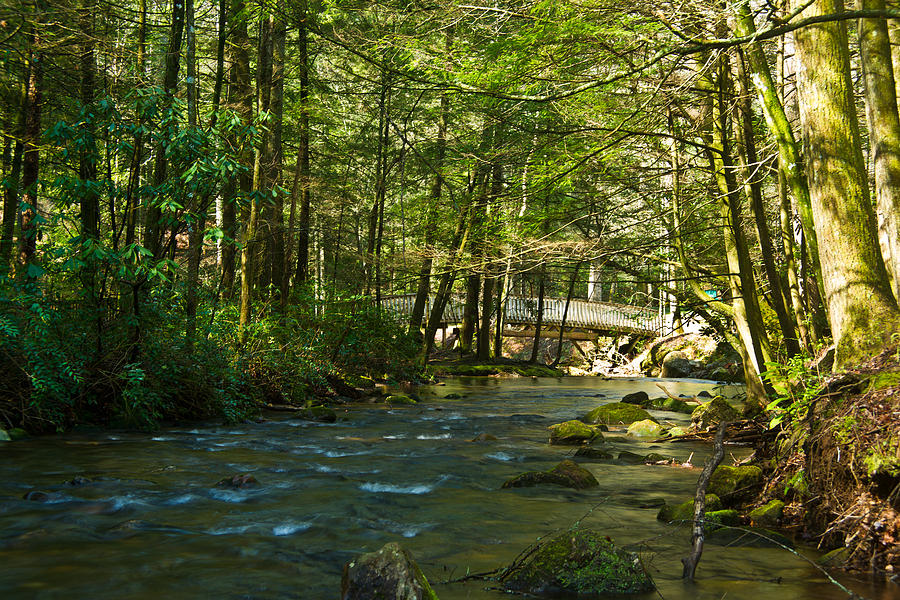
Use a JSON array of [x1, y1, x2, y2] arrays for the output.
[[682, 419, 727, 580]]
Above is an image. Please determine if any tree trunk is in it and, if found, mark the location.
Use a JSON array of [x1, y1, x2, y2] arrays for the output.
[[734, 49, 799, 357], [293, 0, 312, 289], [529, 269, 545, 364], [1, 83, 25, 273], [184, 0, 203, 348], [552, 262, 580, 367], [858, 0, 900, 302], [268, 2, 286, 305], [18, 20, 43, 277], [791, 0, 900, 367], [733, 0, 826, 306], [146, 0, 185, 258], [221, 0, 252, 298], [79, 1, 99, 242]]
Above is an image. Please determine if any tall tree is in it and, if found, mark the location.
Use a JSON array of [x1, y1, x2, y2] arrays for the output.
[[791, 0, 900, 367]]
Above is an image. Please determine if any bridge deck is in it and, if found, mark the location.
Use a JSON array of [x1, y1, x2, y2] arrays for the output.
[[381, 294, 663, 337]]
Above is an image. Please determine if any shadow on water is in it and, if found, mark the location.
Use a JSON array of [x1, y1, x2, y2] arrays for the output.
[[0, 376, 894, 599]]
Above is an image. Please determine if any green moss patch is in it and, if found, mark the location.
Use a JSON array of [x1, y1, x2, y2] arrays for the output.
[[548, 420, 604, 445], [500, 528, 654, 595], [657, 494, 723, 523], [626, 419, 665, 438], [583, 402, 654, 425], [707, 465, 763, 502], [502, 459, 599, 490]]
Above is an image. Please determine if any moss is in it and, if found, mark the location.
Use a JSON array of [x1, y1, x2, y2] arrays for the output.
[[657, 494, 723, 523], [691, 396, 740, 430], [548, 420, 603, 445], [8, 428, 28, 440], [862, 439, 900, 478], [649, 397, 693, 414], [817, 547, 851, 567], [0, 430, 10, 442], [867, 371, 900, 392], [583, 402, 655, 425], [626, 419, 665, 438], [574, 446, 613, 460], [295, 406, 338, 422], [666, 425, 690, 437], [707, 465, 763, 501], [748, 500, 785, 527], [705, 509, 741, 527], [501, 528, 654, 595], [384, 394, 417, 405]]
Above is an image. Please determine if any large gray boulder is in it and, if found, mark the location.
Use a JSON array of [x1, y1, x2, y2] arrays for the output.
[[341, 542, 439, 600], [661, 350, 692, 378]]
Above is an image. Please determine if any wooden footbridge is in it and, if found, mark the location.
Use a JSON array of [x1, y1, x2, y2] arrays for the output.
[[381, 294, 665, 340]]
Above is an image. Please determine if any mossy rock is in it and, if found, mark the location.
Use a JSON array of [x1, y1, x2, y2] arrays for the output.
[[385, 394, 417, 405], [649, 397, 694, 414], [548, 420, 604, 445], [666, 426, 690, 437], [705, 509, 741, 527], [657, 494, 723, 523], [617, 451, 646, 464], [502, 459, 598, 490], [749, 499, 784, 527], [0, 429, 10, 442], [500, 528, 654, 595], [7, 428, 28, 440], [295, 406, 338, 423], [341, 542, 439, 600], [626, 419, 665, 438], [583, 403, 655, 425], [443, 393, 463, 399], [644, 452, 674, 463], [707, 465, 763, 501], [574, 447, 613, 460], [690, 396, 740, 430], [817, 547, 851, 567]]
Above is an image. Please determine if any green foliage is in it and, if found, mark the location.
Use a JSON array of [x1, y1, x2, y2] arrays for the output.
[[762, 354, 827, 429]]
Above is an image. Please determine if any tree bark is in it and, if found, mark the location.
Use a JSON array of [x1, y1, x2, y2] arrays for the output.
[[18, 19, 43, 277], [268, 2, 286, 305], [791, 0, 900, 367], [293, 0, 313, 289], [529, 268, 546, 364], [858, 0, 900, 302], [1, 83, 25, 273]]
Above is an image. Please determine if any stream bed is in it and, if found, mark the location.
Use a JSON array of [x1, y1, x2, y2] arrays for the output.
[[1, 376, 895, 599]]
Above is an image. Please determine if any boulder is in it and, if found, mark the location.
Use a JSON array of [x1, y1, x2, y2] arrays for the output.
[[697, 390, 713, 398], [502, 459, 598, 490], [657, 494, 723, 523], [548, 420, 603, 445], [666, 426, 690, 438], [617, 451, 646, 464], [707, 465, 763, 502], [748, 499, 785, 527], [0, 429, 10, 442], [385, 394, 417, 405], [817, 547, 851, 567], [8, 428, 27, 440], [621, 391, 650, 405], [341, 542, 439, 600], [500, 528, 654, 595], [295, 406, 338, 423], [443, 393, 463, 400], [583, 403, 654, 425], [574, 447, 613, 460], [215, 474, 259, 489], [690, 396, 740, 430], [650, 397, 693, 414], [626, 419, 665, 438], [661, 351, 692, 378], [644, 452, 674, 464]]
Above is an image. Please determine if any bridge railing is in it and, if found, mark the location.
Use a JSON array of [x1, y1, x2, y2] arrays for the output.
[[379, 294, 663, 336]]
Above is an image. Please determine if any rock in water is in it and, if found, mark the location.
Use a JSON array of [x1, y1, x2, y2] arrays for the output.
[[500, 528, 654, 595], [0, 429, 10, 442], [294, 406, 337, 423], [547, 420, 603, 445], [621, 391, 650, 405], [707, 465, 763, 502], [215, 474, 259, 489], [341, 542, 438, 600], [690, 396, 739, 430], [583, 403, 654, 426], [661, 351, 692, 378], [502, 459, 599, 490], [626, 419, 665, 438]]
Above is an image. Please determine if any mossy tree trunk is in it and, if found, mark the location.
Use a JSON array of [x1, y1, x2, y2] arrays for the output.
[[791, 0, 900, 368], [858, 0, 900, 303]]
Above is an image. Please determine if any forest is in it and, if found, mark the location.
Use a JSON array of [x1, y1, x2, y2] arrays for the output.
[[2, 0, 900, 592]]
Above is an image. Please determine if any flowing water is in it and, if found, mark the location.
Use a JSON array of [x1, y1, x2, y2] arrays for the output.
[[0, 376, 895, 600]]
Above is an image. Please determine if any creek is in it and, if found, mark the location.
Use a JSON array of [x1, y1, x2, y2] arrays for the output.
[[0, 376, 895, 599]]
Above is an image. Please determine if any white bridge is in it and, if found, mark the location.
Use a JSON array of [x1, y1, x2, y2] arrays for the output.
[[381, 294, 665, 338]]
